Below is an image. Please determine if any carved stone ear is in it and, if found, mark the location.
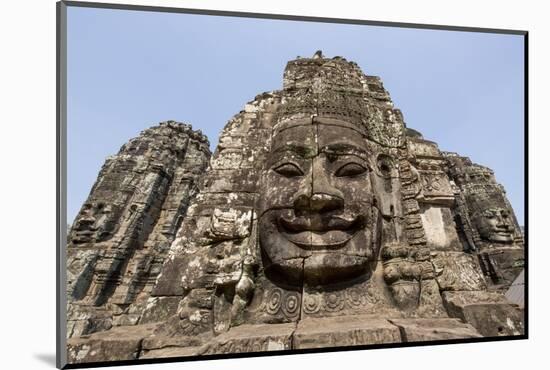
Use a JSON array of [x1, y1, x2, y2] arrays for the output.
[[370, 154, 400, 219], [376, 153, 394, 179], [371, 205, 383, 262]]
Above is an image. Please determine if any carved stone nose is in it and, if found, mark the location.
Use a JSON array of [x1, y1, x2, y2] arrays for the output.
[[499, 220, 512, 231], [294, 192, 344, 213], [495, 214, 508, 228], [76, 218, 95, 230]]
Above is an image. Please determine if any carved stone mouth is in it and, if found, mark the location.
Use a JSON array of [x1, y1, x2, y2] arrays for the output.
[[492, 228, 512, 236], [278, 215, 362, 250], [495, 231, 512, 235]]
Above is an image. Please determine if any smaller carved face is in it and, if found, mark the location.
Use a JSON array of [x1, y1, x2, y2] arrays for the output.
[[72, 203, 117, 243], [474, 208, 515, 243]]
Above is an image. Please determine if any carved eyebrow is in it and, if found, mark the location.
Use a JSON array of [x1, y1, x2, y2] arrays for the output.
[[273, 143, 317, 158], [320, 143, 369, 157]]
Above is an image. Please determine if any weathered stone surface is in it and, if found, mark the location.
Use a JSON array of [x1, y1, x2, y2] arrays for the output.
[[66, 121, 211, 338], [139, 296, 181, 324], [66, 249, 101, 301], [431, 251, 487, 291], [480, 247, 524, 289], [442, 291, 524, 336], [461, 304, 523, 337], [67, 324, 158, 363], [389, 318, 482, 342], [442, 290, 508, 306], [139, 346, 200, 359], [67, 304, 113, 338], [505, 269, 524, 306], [444, 152, 524, 289], [141, 334, 203, 351], [293, 316, 401, 349], [66, 52, 525, 364], [197, 323, 296, 354], [149, 255, 187, 297]]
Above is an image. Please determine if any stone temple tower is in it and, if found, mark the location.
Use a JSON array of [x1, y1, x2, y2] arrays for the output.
[[66, 53, 524, 364], [66, 121, 211, 338]]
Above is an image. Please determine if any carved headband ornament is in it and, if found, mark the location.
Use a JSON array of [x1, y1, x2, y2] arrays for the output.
[[273, 91, 406, 151], [275, 91, 370, 134], [479, 208, 510, 218], [465, 188, 512, 218]]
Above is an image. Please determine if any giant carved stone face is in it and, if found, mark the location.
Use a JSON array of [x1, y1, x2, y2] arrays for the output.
[[258, 119, 380, 286], [474, 208, 515, 243]]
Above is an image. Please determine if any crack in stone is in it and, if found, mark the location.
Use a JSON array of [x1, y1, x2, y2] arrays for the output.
[[387, 319, 408, 343]]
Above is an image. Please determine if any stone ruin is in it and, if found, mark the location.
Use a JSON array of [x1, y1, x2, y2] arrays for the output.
[[66, 122, 211, 337], [66, 52, 525, 364]]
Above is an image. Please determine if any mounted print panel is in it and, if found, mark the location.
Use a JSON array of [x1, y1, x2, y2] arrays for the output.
[[58, 2, 526, 368]]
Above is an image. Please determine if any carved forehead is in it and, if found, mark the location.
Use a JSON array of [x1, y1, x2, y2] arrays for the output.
[[271, 122, 368, 158], [272, 124, 318, 158], [479, 208, 509, 216], [317, 124, 368, 155]]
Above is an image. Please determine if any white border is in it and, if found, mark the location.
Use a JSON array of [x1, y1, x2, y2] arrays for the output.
[[2, 0, 545, 369]]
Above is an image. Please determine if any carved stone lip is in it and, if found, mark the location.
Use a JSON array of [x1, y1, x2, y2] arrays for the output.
[[283, 230, 355, 249], [278, 214, 362, 250], [490, 234, 514, 242], [491, 229, 513, 237], [279, 214, 358, 231]]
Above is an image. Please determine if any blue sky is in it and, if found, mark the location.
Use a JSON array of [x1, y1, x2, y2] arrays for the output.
[[67, 6, 525, 225]]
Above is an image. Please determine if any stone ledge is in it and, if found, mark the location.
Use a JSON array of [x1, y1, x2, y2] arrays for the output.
[[140, 346, 201, 359], [389, 318, 482, 342], [67, 323, 158, 364], [197, 322, 296, 355], [66, 315, 501, 363], [442, 291, 525, 336], [293, 316, 401, 349]]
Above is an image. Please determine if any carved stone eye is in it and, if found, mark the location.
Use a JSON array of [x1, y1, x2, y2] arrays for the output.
[[273, 163, 304, 177], [335, 163, 367, 177]]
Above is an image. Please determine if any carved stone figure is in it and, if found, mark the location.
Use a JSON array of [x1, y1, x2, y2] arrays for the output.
[[66, 53, 525, 364], [258, 118, 380, 287], [473, 207, 515, 243], [66, 121, 210, 338], [444, 153, 524, 288]]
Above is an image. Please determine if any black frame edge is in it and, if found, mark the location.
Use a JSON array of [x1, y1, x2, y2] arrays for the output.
[[57, 1, 68, 369], [523, 32, 529, 338]]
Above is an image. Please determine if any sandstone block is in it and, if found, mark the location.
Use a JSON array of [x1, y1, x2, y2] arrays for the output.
[[67, 324, 158, 363], [293, 316, 401, 349], [390, 318, 482, 342], [442, 291, 524, 336], [197, 323, 296, 355]]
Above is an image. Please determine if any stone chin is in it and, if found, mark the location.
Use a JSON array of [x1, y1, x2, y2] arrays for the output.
[[259, 209, 377, 286], [302, 253, 373, 286], [482, 231, 514, 243]]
